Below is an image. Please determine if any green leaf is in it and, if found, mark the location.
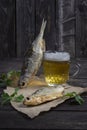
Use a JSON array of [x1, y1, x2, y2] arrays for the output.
[[0, 87, 24, 105], [7, 70, 16, 78], [1, 97, 11, 105], [1, 92, 9, 99], [5, 79, 12, 86], [65, 92, 74, 98], [10, 87, 19, 97], [7, 70, 21, 78], [0, 73, 7, 80], [0, 70, 21, 87], [15, 87, 19, 92], [13, 95, 24, 102], [0, 79, 12, 86], [75, 95, 84, 105], [65, 92, 84, 105], [1, 92, 12, 105]]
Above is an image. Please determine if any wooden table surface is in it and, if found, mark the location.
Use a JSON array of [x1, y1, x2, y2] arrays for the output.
[[0, 59, 87, 129]]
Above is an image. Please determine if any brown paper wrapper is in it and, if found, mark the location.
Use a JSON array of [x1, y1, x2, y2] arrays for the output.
[[4, 77, 87, 118]]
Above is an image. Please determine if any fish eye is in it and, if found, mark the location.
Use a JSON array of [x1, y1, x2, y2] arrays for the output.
[[26, 97, 30, 100], [22, 82, 25, 86]]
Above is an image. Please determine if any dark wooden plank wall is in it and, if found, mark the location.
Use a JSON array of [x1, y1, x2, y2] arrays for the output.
[[60, 0, 87, 58], [35, 0, 56, 51], [76, 0, 87, 58], [16, 0, 57, 57], [16, 0, 35, 57], [0, 0, 87, 59], [0, 0, 16, 59], [62, 0, 76, 57], [17, 0, 76, 58]]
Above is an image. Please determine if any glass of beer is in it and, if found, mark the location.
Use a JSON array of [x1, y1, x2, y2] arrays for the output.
[[43, 51, 80, 86]]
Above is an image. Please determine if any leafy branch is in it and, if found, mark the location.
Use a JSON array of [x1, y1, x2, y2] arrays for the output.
[[1, 87, 24, 105], [0, 70, 21, 86], [65, 92, 84, 105]]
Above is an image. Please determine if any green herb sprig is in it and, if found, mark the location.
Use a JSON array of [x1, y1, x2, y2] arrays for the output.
[[0, 73, 12, 86], [65, 92, 84, 105], [1, 87, 24, 105], [0, 70, 21, 86]]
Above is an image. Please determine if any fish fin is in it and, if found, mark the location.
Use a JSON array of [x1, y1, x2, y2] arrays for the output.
[[39, 19, 47, 38]]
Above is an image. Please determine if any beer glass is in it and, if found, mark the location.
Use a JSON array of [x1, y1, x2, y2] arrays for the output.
[[43, 51, 80, 86]]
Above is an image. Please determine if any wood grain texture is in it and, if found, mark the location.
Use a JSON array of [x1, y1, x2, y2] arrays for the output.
[[0, 0, 87, 59], [76, 0, 87, 58], [60, 0, 75, 57], [57, 0, 64, 51], [0, 0, 16, 59], [0, 110, 87, 129], [16, 0, 35, 57], [35, 0, 56, 51]]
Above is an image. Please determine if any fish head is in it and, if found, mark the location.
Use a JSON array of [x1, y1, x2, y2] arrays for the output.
[[18, 76, 28, 88], [23, 97, 31, 105], [23, 97, 37, 106]]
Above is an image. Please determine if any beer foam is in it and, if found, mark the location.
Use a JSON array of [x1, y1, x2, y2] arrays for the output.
[[44, 52, 70, 61]]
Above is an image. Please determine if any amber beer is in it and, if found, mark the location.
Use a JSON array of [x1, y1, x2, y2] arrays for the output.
[[43, 52, 70, 86]]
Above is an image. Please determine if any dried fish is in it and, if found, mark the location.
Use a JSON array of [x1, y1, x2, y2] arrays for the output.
[[18, 19, 47, 88], [23, 86, 64, 106]]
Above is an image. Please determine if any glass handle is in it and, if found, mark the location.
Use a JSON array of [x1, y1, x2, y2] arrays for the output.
[[70, 62, 81, 78]]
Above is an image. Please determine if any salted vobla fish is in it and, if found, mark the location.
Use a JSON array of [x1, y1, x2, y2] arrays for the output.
[[23, 86, 64, 106], [18, 19, 47, 88]]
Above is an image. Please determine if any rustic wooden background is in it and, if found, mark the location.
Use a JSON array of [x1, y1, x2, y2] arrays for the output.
[[0, 0, 87, 59]]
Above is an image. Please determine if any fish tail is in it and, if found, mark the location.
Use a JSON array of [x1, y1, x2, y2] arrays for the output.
[[40, 19, 47, 38]]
